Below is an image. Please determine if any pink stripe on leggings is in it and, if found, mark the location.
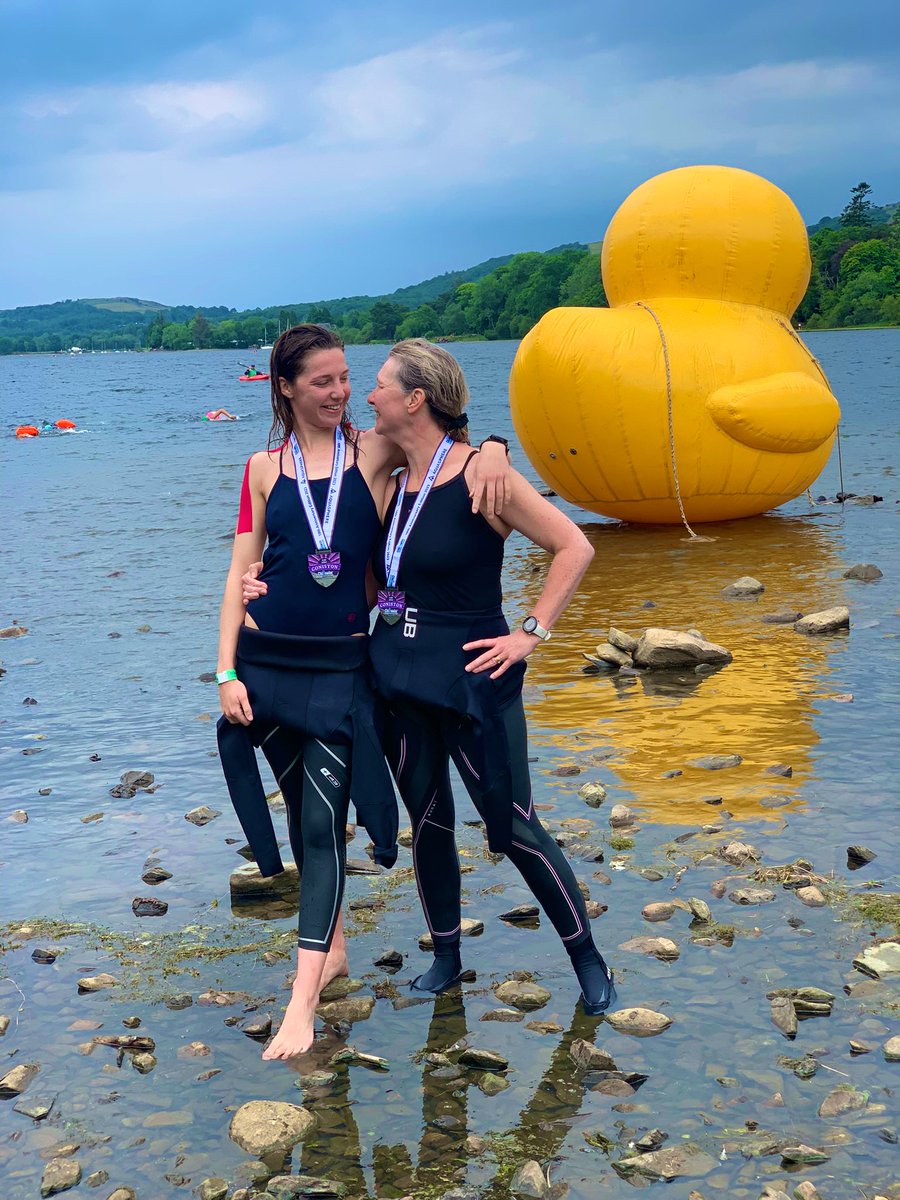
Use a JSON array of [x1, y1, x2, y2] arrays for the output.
[[511, 839, 584, 941]]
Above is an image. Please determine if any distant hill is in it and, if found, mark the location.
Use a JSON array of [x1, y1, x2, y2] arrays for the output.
[[0, 244, 585, 348]]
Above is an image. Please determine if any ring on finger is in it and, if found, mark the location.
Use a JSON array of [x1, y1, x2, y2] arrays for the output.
[[493, 655, 503, 665]]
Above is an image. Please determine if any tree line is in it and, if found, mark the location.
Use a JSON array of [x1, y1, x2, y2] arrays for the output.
[[1, 185, 895, 356]]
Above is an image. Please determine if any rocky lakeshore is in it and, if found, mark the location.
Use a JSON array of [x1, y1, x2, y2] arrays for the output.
[[2, 720, 898, 1199]]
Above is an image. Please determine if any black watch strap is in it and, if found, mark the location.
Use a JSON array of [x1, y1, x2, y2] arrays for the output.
[[481, 435, 510, 454]]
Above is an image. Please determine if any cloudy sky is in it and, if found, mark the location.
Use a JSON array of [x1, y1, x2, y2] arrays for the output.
[[2, 0, 898, 310]]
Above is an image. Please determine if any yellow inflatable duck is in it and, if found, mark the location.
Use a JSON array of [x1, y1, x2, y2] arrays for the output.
[[510, 166, 841, 523]]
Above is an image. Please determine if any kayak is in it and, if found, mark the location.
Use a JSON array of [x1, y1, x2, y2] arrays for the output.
[[239, 373, 269, 382]]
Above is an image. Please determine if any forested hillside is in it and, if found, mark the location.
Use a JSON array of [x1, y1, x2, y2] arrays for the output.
[[0, 185, 895, 354]]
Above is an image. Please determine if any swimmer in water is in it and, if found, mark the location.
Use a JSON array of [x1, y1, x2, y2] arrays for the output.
[[206, 409, 237, 421]]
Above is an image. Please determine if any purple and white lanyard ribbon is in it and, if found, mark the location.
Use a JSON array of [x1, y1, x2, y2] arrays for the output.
[[290, 427, 346, 583], [383, 434, 454, 592]]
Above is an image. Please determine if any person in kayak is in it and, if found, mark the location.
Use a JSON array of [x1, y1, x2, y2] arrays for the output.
[[366, 339, 616, 1015], [219, 325, 512, 1060]]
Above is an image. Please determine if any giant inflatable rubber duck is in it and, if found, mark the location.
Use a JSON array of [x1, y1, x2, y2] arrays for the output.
[[510, 166, 841, 523]]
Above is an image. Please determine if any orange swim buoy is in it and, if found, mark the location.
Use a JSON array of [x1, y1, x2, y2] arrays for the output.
[[15, 425, 40, 438], [56, 419, 76, 430]]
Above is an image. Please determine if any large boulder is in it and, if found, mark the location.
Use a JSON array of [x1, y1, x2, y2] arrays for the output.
[[633, 629, 732, 670]]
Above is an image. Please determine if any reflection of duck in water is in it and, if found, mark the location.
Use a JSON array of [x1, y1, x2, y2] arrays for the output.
[[506, 513, 849, 823], [511, 166, 841, 524]]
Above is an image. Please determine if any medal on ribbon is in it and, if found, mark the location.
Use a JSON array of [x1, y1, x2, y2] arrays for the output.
[[290, 427, 346, 587], [380, 435, 454, 623]]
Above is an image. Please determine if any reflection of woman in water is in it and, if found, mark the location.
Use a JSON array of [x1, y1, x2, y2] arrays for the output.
[[218, 325, 511, 1061], [366, 340, 616, 1015]]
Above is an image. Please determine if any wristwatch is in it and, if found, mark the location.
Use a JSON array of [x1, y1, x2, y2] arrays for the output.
[[481, 435, 510, 454], [521, 615, 551, 641]]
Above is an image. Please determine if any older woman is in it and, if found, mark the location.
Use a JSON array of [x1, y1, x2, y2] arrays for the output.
[[366, 340, 615, 1014], [221, 325, 511, 1059]]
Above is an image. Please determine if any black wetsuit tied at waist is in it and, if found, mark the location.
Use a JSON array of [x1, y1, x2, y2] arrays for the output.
[[217, 627, 398, 876], [370, 467, 525, 854]]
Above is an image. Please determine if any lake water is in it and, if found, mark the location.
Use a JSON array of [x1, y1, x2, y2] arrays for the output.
[[1, 333, 898, 1199]]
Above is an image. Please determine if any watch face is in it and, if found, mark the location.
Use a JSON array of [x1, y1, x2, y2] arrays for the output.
[[523, 617, 537, 633]]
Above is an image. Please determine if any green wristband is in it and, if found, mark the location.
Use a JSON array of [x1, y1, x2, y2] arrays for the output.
[[216, 669, 238, 685]]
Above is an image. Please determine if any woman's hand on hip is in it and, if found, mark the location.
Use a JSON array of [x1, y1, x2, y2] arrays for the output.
[[463, 629, 538, 679], [220, 679, 254, 725], [241, 561, 266, 605]]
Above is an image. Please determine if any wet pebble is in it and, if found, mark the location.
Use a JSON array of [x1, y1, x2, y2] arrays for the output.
[[794, 607, 850, 635], [609, 804, 635, 827], [817, 1086, 868, 1118], [508, 1160, 547, 1197], [185, 805, 220, 826], [843, 562, 883, 580], [131, 897, 168, 917], [642, 902, 675, 922], [884, 1036, 900, 1062], [847, 844, 876, 869], [10, 809, 29, 823], [177, 1042, 212, 1058], [31, 947, 58, 963], [0, 1016, 9, 1036], [84, 1170, 108, 1187], [689, 754, 742, 771], [494, 980, 552, 1011], [499, 904, 540, 923], [605, 1008, 672, 1037], [481, 1009, 524, 1023], [729, 888, 775, 906], [241, 1016, 272, 1040], [131, 1053, 156, 1074], [795, 886, 826, 907], [458, 1047, 509, 1071], [569, 1039, 617, 1071], [619, 936, 679, 961], [0, 1063, 40, 1097], [197, 1182, 229, 1200]]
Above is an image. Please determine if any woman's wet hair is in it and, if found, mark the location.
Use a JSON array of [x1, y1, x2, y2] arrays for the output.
[[268, 324, 356, 448], [389, 339, 470, 443]]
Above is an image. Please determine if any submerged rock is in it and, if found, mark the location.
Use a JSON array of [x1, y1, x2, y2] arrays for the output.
[[729, 888, 775, 905], [458, 1047, 509, 1071], [722, 576, 764, 598], [818, 1086, 868, 1119], [588, 642, 632, 668], [317, 996, 374, 1024], [605, 1007, 672, 1037], [40, 1158, 81, 1197], [853, 942, 900, 979], [883, 1036, 900, 1062], [499, 904, 540, 923], [265, 1175, 347, 1198], [780, 1145, 830, 1165], [843, 563, 883, 580], [614, 1143, 715, 1180], [691, 754, 742, 771], [229, 1100, 316, 1157], [619, 936, 679, 961], [769, 996, 797, 1039], [131, 896, 168, 917]]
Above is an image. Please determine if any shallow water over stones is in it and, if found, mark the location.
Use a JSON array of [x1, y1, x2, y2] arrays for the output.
[[2, 335, 899, 1198]]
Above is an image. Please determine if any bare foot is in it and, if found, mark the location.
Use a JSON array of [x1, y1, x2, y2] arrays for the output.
[[262, 987, 318, 1060], [319, 952, 349, 993]]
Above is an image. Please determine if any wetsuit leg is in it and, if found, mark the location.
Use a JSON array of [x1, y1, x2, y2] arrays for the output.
[[383, 699, 463, 992], [261, 729, 351, 952], [449, 697, 615, 1013]]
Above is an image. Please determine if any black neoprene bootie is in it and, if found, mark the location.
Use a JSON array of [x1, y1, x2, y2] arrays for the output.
[[568, 937, 616, 1015], [410, 939, 463, 994]]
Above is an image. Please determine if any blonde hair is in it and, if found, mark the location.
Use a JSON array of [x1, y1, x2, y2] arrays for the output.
[[389, 339, 470, 443]]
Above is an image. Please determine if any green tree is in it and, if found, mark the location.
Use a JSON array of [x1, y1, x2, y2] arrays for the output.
[[840, 182, 874, 227], [279, 308, 299, 331], [191, 312, 211, 348], [369, 300, 407, 341], [397, 304, 440, 339], [146, 310, 167, 349], [161, 322, 192, 350], [838, 239, 900, 286], [559, 252, 607, 307], [307, 304, 334, 325]]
